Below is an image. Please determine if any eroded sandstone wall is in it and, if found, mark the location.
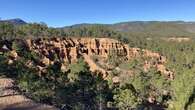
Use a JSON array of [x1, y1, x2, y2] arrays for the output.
[[0, 37, 173, 79], [27, 37, 128, 63]]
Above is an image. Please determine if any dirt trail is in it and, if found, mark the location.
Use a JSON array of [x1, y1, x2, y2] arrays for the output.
[[0, 77, 58, 110]]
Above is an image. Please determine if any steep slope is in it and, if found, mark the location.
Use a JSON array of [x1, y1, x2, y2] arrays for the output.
[[83, 54, 107, 77]]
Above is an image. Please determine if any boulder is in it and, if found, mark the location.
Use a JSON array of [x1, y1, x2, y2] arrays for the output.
[[112, 76, 120, 83], [61, 64, 68, 72], [41, 57, 50, 66], [9, 50, 18, 59]]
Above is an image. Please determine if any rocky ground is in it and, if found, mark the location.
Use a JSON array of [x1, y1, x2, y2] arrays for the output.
[[0, 77, 58, 110]]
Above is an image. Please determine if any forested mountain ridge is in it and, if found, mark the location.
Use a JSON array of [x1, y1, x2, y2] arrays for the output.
[[64, 21, 195, 37], [2, 18, 195, 37], [111, 21, 195, 32], [0, 18, 27, 25]]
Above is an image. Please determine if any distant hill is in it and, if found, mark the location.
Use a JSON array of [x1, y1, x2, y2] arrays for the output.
[[1, 18, 195, 37], [0, 18, 27, 25], [110, 21, 195, 37], [64, 21, 195, 37]]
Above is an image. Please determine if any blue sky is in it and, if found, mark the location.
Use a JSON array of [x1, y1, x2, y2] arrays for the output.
[[0, 0, 195, 27]]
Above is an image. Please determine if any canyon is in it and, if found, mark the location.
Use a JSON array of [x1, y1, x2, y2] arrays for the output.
[[0, 37, 175, 109], [1, 37, 174, 79]]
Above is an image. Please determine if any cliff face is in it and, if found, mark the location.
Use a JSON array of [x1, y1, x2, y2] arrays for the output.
[[28, 38, 166, 62], [27, 38, 127, 63], [1, 37, 173, 79]]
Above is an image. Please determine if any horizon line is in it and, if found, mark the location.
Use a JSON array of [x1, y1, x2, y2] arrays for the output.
[[1, 18, 195, 28]]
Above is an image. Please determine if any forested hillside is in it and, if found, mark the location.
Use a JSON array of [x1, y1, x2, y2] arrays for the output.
[[64, 21, 195, 37], [0, 20, 194, 110]]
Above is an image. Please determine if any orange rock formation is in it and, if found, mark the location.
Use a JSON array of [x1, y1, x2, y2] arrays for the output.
[[1, 37, 173, 79]]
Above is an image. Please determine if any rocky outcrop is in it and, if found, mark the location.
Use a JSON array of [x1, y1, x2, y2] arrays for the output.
[[1, 37, 173, 79], [27, 38, 127, 63], [27, 37, 166, 62]]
